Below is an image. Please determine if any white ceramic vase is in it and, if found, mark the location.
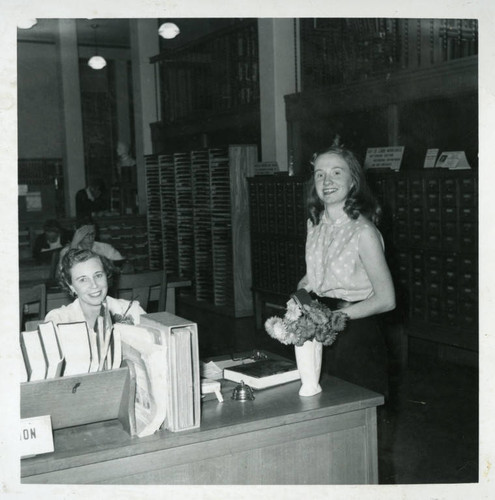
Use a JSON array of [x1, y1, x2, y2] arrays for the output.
[[295, 338, 323, 397]]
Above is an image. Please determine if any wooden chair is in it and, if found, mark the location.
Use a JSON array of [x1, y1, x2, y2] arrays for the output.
[[19, 283, 47, 331], [115, 270, 168, 312]]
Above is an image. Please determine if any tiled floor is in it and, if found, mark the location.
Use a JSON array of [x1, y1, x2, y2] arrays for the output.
[[177, 300, 479, 484], [377, 352, 478, 483]]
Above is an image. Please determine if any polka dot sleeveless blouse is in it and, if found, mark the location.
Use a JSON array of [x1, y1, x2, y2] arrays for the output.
[[305, 212, 384, 302]]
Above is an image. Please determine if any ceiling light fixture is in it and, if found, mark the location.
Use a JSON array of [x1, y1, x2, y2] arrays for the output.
[[17, 18, 38, 30], [88, 23, 107, 70], [158, 22, 180, 40]]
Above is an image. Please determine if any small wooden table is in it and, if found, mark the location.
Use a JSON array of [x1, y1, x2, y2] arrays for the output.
[[21, 375, 383, 484]]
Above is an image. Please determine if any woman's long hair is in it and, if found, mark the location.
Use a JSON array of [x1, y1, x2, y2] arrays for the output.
[[307, 146, 382, 226]]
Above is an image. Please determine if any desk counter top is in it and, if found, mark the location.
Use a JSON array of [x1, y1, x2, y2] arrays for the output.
[[22, 376, 383, 485]]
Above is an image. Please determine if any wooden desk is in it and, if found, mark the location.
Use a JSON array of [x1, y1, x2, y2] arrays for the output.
[[20, 275, 191, 316], [21, 376, 383, 484]]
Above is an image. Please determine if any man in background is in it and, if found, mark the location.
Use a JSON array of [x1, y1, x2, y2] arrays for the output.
[[75, 179, 105, 223]]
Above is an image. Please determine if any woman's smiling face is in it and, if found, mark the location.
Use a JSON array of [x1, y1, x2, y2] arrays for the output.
[[69, 257, 108, 308], [314, 153, 353, 207]]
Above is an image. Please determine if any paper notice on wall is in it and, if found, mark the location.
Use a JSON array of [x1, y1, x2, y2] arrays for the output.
[[25, 192, 42, 211], [254, 162, 279, 175], [423, 149, 440, 168], [364, 147, 404, 171]]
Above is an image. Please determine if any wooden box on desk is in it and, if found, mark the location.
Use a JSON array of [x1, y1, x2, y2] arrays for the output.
[[20, 361, 137, 436], [139, 311, 201, 432]]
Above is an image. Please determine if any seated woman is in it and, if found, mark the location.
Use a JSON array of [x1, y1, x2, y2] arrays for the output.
[[61, 220, 125, 262], [32, 219, 72, 265], [56, 220, 133, 280], [45, 248, 145, 332]]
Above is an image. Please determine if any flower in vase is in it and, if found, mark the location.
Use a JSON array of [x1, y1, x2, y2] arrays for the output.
[[264, 297, 349, 347]]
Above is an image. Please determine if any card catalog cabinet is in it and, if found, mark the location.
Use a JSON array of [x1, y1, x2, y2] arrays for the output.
[[249, 171, 478, 351], [248, 176, 308, 327], [145, 145, 257, 317], [367, 169, 478, 351]]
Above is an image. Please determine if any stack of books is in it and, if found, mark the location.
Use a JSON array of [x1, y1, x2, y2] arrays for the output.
[[20, 320, 122, 382], [20, 322, 64, 382], [20, 312, 201, 438]]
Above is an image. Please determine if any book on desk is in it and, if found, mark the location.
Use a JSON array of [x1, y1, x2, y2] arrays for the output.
[[223, 357, 300, 390]]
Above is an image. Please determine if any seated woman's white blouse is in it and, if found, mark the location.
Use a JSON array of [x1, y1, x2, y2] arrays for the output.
[[45, 296, 145, 327], [305, 212, 385, 302]]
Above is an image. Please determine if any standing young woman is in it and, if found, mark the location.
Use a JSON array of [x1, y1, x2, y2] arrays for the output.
[[297, 145, 395, 396]]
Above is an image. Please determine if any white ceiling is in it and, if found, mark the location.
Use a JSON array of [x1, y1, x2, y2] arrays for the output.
[[17, 18, 245, 50], [17, 18, 132, 48]]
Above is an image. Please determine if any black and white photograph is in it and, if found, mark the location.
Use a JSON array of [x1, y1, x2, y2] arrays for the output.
[[2, 1, 494, 498]]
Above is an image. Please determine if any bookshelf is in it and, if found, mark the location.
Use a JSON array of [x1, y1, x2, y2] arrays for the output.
[[288, 18, 478, 175], [145, 144, 258, 317], [150, 20, 260, 153], [144, 155, 163, 270], [159, 154, 179, 274], [299, 18, 478, 91]]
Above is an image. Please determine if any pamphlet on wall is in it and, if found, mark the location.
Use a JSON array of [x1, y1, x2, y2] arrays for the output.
[[435, 151, 471, 170]]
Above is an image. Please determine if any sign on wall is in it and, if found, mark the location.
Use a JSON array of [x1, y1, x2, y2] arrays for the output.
[[364, 147, 404, 171]]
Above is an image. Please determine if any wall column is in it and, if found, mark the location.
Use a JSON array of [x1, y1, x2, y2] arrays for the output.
[[57, 19, 85, 217], [130, 19, 160, 215], [258, 19, 298, 172], [115, 59, 131, 149]]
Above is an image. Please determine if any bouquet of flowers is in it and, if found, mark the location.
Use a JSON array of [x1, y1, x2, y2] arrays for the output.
[[264, 292, 349, 347]]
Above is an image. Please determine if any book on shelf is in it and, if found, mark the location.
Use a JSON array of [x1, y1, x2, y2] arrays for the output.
[[38, 322, 64, 379], [20, 330, 46, 381], [55, 322, 92, 376], [139, 312, 201, 432], [117, 323, 167, 438], [223, 358, 300, 390]]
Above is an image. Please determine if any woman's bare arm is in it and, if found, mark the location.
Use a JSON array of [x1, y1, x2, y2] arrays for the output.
[[340, 225, 396, 320]]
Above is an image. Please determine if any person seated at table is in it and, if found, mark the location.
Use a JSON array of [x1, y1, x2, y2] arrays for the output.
[[60, 219, 125, 264], [45, 248, 146, 331], [32, 219, 72, 265]]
